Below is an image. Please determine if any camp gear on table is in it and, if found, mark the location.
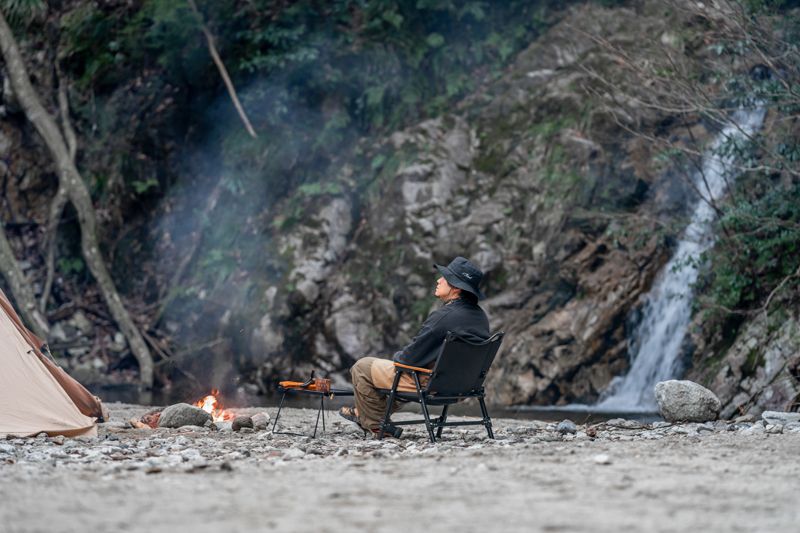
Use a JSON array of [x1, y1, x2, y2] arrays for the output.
[[377, 331, 504, 443], [273, 372, 354, 438]]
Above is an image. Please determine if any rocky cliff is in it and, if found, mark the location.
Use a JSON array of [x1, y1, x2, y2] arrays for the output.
[[250, 2, 722, 405]]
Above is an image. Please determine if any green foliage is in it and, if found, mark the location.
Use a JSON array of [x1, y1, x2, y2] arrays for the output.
[[1, 0, 44, 24], [696, 181, 800, 318], [739, 0, 799, 13], [57, 256, 85, 276], [131, 178, 159, 194], [296, 181, 342, 197], [59, 5, 120, 89], [410, 295, 436, 321], [55, 0, 563, 214], [653, 4, 800, 341]]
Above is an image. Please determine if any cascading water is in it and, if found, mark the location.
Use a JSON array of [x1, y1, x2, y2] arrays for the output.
[[596, 107, 766, 412]]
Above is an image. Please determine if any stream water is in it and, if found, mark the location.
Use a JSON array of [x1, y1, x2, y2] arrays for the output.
[[93, 384, 659, 424], [595, 107, 766, 412]]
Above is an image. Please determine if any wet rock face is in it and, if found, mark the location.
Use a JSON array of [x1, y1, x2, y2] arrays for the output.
[[253, 3, 708, 404], [687, 304, 800, 419], [654, 380, 721, 423]]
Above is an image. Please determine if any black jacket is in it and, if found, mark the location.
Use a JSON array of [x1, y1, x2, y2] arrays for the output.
[[393, 298, 490, 368]]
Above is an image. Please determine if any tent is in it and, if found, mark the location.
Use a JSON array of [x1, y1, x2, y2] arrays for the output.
[[0, 290, 105, 437]]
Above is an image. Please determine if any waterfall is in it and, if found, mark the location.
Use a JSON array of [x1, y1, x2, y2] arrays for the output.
[[596, 108, 766, 412]]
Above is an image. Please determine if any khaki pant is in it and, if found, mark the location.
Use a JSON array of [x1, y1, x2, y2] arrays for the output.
[[350, 357, 428, 431]]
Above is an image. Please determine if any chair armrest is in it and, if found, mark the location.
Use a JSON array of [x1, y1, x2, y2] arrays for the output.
[[393, 362, 433, 374]]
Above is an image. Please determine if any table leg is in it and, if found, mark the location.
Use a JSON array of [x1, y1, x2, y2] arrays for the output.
[[271, 391, 287, 433]]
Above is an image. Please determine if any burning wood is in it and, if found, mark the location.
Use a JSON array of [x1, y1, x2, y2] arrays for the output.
[[129, 408, 162, 429], [194, 389, 234, 422], [128, 390, 234, 429]]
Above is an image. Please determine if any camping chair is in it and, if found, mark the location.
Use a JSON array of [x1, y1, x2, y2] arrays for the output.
[[377, 331, 504, 443]]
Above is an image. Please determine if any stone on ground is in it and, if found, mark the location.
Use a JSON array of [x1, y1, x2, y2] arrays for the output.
[[557, 419, 577, 434], [251, 412, 270, 430], [761, 411, 800, 426], [654, 380, 721, 423], [157, 403, 212, 428], [232, 416, 254, 432]]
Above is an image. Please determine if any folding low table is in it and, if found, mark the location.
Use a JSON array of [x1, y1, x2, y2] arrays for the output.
[[271, 384, 354, 438]]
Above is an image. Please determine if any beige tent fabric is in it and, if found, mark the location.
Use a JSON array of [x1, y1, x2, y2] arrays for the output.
[[0, 292, 97, 438], [0, 290, 104, 420]]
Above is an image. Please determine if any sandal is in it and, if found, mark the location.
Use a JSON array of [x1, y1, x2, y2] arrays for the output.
[[338, 406, 360, 426], [373, 423, 403, 439]]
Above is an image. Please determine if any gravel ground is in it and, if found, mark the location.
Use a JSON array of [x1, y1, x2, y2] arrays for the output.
[[1, 403, 799, 533]]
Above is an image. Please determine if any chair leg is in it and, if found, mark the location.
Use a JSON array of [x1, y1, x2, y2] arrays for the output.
[[436, 404, 449, 439], [478, 396, 494, 439], [378, 370, 402, 440], [271, 391, 287, 433], [414, 373, 436, 443]]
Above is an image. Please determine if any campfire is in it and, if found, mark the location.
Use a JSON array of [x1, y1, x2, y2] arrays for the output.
[[195, 389, 235, 422]]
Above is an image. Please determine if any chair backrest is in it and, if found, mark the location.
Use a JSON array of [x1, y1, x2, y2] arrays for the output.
[[426, 331, 504, 396]]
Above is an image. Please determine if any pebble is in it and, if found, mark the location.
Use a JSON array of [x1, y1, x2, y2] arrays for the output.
[[765, 424, 783, 435], [283, 448, 305, 459], [232, 416, 254, 432], [0, 443, 16, 454], [741, 424, 765, 435], [557, 420, 577, 435], [5, 404, 797, 477], [251, 413, 271, 431], [593, 454, 612, 465]]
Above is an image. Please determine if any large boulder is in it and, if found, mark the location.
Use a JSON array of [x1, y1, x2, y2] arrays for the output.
[[654, 380, 721, 422], [157, 403, 212, 428]]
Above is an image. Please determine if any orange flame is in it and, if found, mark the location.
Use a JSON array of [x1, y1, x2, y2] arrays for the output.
[[195, 389, 233, 422]]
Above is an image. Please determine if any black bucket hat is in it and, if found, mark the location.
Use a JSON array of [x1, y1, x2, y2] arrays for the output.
[[434, 256, 486, 300]]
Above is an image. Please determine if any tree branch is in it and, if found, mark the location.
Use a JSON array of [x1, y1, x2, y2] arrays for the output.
[[187, 0, 257, 139], [0, 222, 49, 337]]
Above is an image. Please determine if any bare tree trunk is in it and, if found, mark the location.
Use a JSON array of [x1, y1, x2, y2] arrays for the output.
[[0, 222, 49, 337], [39, 181, 66, 313], [0, 12, 154, 388], [39, 77, 75, 313]]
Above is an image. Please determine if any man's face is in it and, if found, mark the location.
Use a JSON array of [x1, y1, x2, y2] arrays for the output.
[[434, 276, 452, 299]]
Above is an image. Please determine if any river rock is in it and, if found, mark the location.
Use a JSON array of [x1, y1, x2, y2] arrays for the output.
[[761, 411, 800, 426], [251, 412, 271, 431], [557, 420, 577, 434], [232, 416, 254, 432], [654, 380, 721, 422], [157, 403, 212, 429], [593, 454, 611, 465]]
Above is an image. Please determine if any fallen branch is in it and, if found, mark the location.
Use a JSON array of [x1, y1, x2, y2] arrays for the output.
[[187, 0, 257, 139]]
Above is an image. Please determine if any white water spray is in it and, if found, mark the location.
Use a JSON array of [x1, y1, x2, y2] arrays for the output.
[[596, 108, 766, 412]]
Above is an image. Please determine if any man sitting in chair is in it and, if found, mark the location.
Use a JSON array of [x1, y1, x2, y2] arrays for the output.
[[339, 256, 490, 437]]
